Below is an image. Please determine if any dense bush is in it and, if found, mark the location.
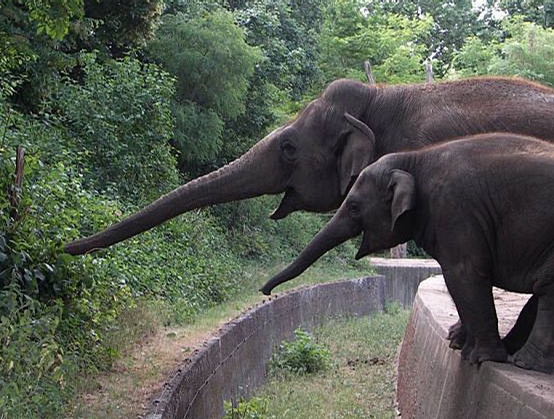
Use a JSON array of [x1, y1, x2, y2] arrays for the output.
[[56, 52, 179, 202], [0, 80, 243, 416], [268, 329, 331, 376], [223, 396, 269, 419]]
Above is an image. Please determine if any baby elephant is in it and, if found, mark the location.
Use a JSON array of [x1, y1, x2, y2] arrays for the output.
[[261, 133, 554, 373]]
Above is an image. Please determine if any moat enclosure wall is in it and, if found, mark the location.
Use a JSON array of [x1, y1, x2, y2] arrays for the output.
[[146, 258, 440, 419], [397, 276, 554, 419]]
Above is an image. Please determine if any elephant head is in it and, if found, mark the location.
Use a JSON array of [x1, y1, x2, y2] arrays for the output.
[[64, 79, 376, 255], [260, 163, 416, 295]]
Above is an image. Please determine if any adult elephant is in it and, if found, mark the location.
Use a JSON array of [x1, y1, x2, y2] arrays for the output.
[[64, 76, 554, 255]]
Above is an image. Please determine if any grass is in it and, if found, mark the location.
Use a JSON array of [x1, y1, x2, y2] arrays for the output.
[[69, 259, 374, 418], [249, 305, 410, 419]]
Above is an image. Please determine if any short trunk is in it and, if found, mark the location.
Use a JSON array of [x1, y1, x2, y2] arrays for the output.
[[261, 215, 360, 295]]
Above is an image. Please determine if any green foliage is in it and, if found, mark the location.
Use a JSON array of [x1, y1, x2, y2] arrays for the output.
[[0, 80, 242, 416], [220, 0, 326, 167], [384, 301, 402, 315], [319, 1, 433, 83], [452, 18, 554, 87], [0, 104, 130, 415], [450, 36, 499, 77], [56, 52, 179, 202], [91, 212, 242, 324], [367, 0, 487, 77], [223, 397, 269, 419], [499, 0, 554, 28], [147, 10, 260, 170], [268, 329, 331, 376], [0, 291, 69, 418], [14, 0, 84, 40], [233, 0, 323, 100], [211, 196, 362, 266], [488, 19, 554, 85], [83, 0, 165, 56]]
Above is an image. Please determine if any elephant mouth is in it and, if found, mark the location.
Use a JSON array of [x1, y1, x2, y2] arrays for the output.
[[270, 188, 300, 220], [355, 230, 372, 260]]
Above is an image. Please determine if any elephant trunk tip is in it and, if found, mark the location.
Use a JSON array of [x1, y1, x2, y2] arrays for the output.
[[260, 285, 273, 296], [63, 239, 102, 256]]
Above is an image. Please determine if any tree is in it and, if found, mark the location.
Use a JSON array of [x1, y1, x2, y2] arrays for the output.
[[319, 0, 433, 83], [450, 36, 499, 77], [365, 0, 486, 77], [219, 0, 325, 165], [489, 19, 554, 86], [146, 10, 260, 172], [452, 18, 554, 87], [56, 53, 179, 202], [499, 0, 554, 27]]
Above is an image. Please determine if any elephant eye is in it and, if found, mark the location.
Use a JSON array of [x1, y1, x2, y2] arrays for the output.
[[281, 140, 297, 162]]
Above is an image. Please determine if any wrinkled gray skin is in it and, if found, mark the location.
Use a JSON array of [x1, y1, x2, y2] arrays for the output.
[[261, 134, 554, 373], [65, 77, 554, 353]]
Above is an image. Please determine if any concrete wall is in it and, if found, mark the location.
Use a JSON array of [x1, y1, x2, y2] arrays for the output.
[[146, 258, 438, 419], [397, 276, 554, 419], [370, 257, 441, 307]]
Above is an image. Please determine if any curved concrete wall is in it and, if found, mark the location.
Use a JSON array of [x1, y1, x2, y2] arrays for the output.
[[397, 276, 554, 419], [146, 259, 440, 419]]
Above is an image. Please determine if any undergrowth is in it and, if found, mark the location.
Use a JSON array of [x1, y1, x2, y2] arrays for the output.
[[267, 329, 332, 377]]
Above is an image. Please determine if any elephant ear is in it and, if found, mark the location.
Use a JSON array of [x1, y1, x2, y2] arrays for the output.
[[339, 113, 376, 196], [388, 169, 415, 232]]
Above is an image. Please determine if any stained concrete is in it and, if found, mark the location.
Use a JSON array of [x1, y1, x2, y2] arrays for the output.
[[145, 258, 438, 419], [397, 276, 554, 419], [370, 257, 442, 307]]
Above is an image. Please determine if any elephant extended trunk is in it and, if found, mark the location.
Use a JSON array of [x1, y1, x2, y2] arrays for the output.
[[260, 215, 361, 295], [64, 138, 283, 255]]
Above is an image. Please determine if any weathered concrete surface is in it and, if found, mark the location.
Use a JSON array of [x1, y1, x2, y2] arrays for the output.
[[397, 276, 554, 419], [370, 257, 442, 307], [146, 276, 386, 419]]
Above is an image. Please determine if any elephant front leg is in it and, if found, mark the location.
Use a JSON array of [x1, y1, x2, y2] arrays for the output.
[[450, 294, 538, 354], [443, 268, 507, 364], [513, 293, 554, 373]]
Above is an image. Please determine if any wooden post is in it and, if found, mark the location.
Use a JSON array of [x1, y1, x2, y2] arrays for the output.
[[425, 60, 434, 84], [9, 146, 24, 221], [528, 23, 536, 54], [364, 61, 376, 85]]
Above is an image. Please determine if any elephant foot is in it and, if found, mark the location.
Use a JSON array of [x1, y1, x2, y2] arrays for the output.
[[447, 320, 466, 350], [513, 341, 554, 373], [468, 342, 507, 365], [460, 339, 507, 365]]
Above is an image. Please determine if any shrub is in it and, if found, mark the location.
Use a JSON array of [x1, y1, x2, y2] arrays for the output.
[[0, 98, 246, 416], [56, 52, 179, 203], [0, 288, 69, 418], [268, 329, 331, 376], [223, 397, 269, 419]]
